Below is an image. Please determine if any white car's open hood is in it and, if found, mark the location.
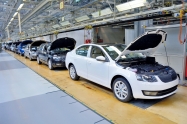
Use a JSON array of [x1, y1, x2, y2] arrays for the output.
[[116, 29, 167, 61]]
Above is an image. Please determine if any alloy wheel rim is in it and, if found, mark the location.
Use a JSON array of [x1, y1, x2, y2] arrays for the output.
[[70, 67, 75, 78], [114, 81, 128, 100]]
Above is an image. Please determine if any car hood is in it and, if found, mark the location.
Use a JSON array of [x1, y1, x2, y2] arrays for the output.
[[30, 40, 47, 47], [116, 29, 167, 61], [49, 37, 76, 51]]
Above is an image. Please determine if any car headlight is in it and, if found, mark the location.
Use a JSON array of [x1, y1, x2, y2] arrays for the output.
[[136, 74, 157, 82], [53, 55, 61, 60]]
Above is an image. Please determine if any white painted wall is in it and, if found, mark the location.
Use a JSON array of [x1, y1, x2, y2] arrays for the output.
[[33, 30, 85, 47], [57, 30, 85, 47]]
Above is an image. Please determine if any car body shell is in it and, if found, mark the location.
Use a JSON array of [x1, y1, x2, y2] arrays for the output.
[[24, 40, 47, 60], [37, 37, 76, 68], [65, 30, 179, 100]]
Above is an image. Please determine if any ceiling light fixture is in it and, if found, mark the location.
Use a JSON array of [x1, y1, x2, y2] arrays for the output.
[[60, 21, 71, 26], [75, 15, 90, 22], [91, 8, 113, 18], [13, 12, 18, 18], [52, 24, 60, 28], [116, 0, 147, 12], [17, 3, 24, 11]]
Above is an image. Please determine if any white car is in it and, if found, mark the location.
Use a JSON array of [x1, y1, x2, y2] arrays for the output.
[[65, 29, 179, 102]]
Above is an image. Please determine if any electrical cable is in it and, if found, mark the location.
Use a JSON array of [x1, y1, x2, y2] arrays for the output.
[[163, 41, 169, 66]]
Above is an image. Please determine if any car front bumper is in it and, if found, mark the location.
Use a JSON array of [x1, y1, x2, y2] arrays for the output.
[[132, 77, 179, 99], [30, 54, 37, 59], [52, 60, 66, 67]]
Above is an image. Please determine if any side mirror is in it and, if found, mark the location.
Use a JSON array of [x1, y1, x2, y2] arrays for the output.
[[96, 56, 106, 62]]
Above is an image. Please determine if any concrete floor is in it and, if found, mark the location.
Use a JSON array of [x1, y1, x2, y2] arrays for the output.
[[0, 51, 111, 124], [6, 50, 187, 124]]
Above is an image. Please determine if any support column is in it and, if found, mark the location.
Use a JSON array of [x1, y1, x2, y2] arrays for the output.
[[7, 28, 10, 39], [18, 12, 22, 33]]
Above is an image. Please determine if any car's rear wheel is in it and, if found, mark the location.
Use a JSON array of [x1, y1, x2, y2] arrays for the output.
[[37, 56, 41, 64], [48, 59, 53, 70], [112, 78, 133, 102], [69, 65, 79, 80]]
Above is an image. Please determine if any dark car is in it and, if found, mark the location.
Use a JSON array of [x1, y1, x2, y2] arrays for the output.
[[5, 42, 12, 50], [13, 42, 22, 53], [37, 37, 76, 70], [18, 40, 33, 56], [24, 40, 47, 61]]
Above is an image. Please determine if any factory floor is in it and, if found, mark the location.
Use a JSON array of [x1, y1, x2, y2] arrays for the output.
[[3, 50, 187, 124]]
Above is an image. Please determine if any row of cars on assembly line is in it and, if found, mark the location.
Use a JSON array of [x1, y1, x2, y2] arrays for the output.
[[3, 29, 179, 102]]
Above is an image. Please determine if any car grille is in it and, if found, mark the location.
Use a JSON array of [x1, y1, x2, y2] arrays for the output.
[[156, 85, 178, 96]]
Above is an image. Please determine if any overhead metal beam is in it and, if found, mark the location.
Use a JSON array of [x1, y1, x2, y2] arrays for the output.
[[21, 0, 52, 24]]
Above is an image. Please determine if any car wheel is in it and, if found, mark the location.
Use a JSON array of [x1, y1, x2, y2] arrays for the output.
[[48, 59, 53, 70], [112, 78, 133, 102], [24, 54, 27, 58], [37, 56, 41, 64], [69, 65, 80, 80], [29, 54, 33, 61]]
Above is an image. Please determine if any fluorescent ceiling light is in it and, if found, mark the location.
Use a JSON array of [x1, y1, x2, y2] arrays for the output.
[[92, 8, 113, 18], [75, 15, 90, 22], [60, 21, 71, 26], [17, 3, 24, 11], [116, 0, 146, 12], [10, 18, 14, 22], [52, 24, 60, 28], [13, 12, 18, 17]]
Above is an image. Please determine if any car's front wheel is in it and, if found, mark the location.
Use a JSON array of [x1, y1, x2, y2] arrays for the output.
[[69, 65, 80, 80], [29, 54, 33, 61], [37, 56, 41, 64], [48, 59, 53, 70], [112, 78, 133, 102], [24, 53, 27, 58]]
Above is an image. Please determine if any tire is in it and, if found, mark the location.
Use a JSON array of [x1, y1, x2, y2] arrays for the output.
[[112, 78, 133, 102], [69, 65, 80, 80], [24, 54, 27, 58], [37, 56, 41, 64], [48, 59, 53, 70], [29, 54, 33, 61]]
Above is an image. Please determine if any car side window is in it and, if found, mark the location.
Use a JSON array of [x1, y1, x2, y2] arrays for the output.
[[76, 46, 89, 57], [90, 46, 105, 59]]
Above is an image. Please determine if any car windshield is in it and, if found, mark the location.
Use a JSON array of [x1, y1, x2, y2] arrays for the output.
[[102, 44, 146, 61], [119, 53, 146, 62], [31, 46, 39, 51], [102, 44, 127, 60], [51, 48, 70, 52], [22, 45, 26, 48]]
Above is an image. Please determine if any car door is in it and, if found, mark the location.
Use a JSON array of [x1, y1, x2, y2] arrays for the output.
[[41, 44, 48, 63], [73, 45, 90, 78], [39, 45, 45, 62], [87, 46, 109, 86]]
